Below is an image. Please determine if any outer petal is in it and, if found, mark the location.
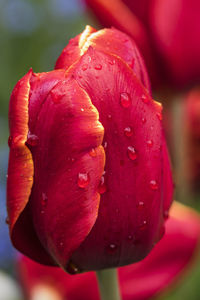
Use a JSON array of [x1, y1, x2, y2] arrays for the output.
[[55, 26, 150, 91], [66, 47, 173, 270], [28, 75, 105, 269], [55, 26, 96, 70], [7, 70, 55, 265], [18, 202, 200, 300]]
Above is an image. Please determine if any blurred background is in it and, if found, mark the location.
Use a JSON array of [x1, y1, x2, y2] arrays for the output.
[[0, 0, 200, 299]]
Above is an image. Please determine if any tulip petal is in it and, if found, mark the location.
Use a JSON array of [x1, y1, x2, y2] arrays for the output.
[[7, 70, 55, 265], [84, 0, 159, 85], [55, 26, 96, 70], [18, 202, 200, 300], [67, 47, 173, 270], [55, 26, 150, 90], [28, 76, 105, 269]]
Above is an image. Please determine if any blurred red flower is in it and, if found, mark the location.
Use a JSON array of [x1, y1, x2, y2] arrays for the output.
[[84, 0, 200, 88], [7, 26, 173, 273], [18, 202, 200, 300]]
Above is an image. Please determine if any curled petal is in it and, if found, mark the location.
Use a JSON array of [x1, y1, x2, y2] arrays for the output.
[[7, 70, 54, 265], [28, 76, 105, 269]]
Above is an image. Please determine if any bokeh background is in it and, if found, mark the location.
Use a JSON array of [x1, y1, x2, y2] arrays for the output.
[[0, 0, 200, 299]]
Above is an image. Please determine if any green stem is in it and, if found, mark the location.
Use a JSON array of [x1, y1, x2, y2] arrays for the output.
[[96, 268, 122, 300]]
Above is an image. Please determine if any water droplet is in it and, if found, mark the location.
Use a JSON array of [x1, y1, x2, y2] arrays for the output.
[[142, 117, 146, 124], [98, 175, 107, 194], [80, 108, 84, 112], [137, 201, 144, 209], [78, 172, 90, 188], [107, 243, 118, 253], [59, 241, 64, 247], [82, 64, 88, 71], [124, 127, 133, 137], [163, 210, 169, 219], [103, 141, 108, 149], [109, 60, 115, 65], [141, 94, 148, 103], [107, 114, 112, 119], [139, 220, 147, 230], [120, 92, 131, 108], [147, 140, 153, 147], [26, 133, 39, 147], [127, 235, 133, 240], [127, 146, 137, 160], [89, 148, 97, 157], [5, 217, 9, 225], [41, 210, 45, 214], [94, 64, 102, 70], [67, 261, 80, 274], [149, 180, 158, 190], [41, 193, 48, 207], [8, 136, 12, 147], [156, 112, 162, 120]]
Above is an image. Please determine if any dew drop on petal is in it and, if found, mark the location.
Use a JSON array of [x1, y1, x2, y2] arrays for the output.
[[127, 235, 133, 240], [137, 201, 145, 209], [41, 193, 48, 207], [98, 175, 107, 194], [94, 64, 102, 70], [124, 127, 133, 137], [8, 136, 12, 147], [127, 146, 137, 160], [139, 220, 147, 230], [78, 172, 90, 188], [26, 133, 39, 146], [142, 117, 146, 124], [149, 180, 159, 190], [147, 140, 153, 147], [103, 141, 108, 149], [107, 243, 118, 254], [141, 94, 148, 103], [89, 148, 97, 157], [82, 64, 88, 71], [120, 92, 131, 108], [109, 60, 115, 65]]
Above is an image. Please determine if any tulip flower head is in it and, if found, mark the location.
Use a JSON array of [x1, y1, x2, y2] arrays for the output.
[[7, 26, 173, 273]]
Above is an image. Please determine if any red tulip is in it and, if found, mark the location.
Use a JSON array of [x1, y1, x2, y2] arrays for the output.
[[85, 0, 200, 87], [7, 26, 173, 273], [18, 202, 200, 300]]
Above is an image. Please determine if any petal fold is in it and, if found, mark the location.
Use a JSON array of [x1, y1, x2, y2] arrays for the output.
[[28, 75, 105, 269]]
